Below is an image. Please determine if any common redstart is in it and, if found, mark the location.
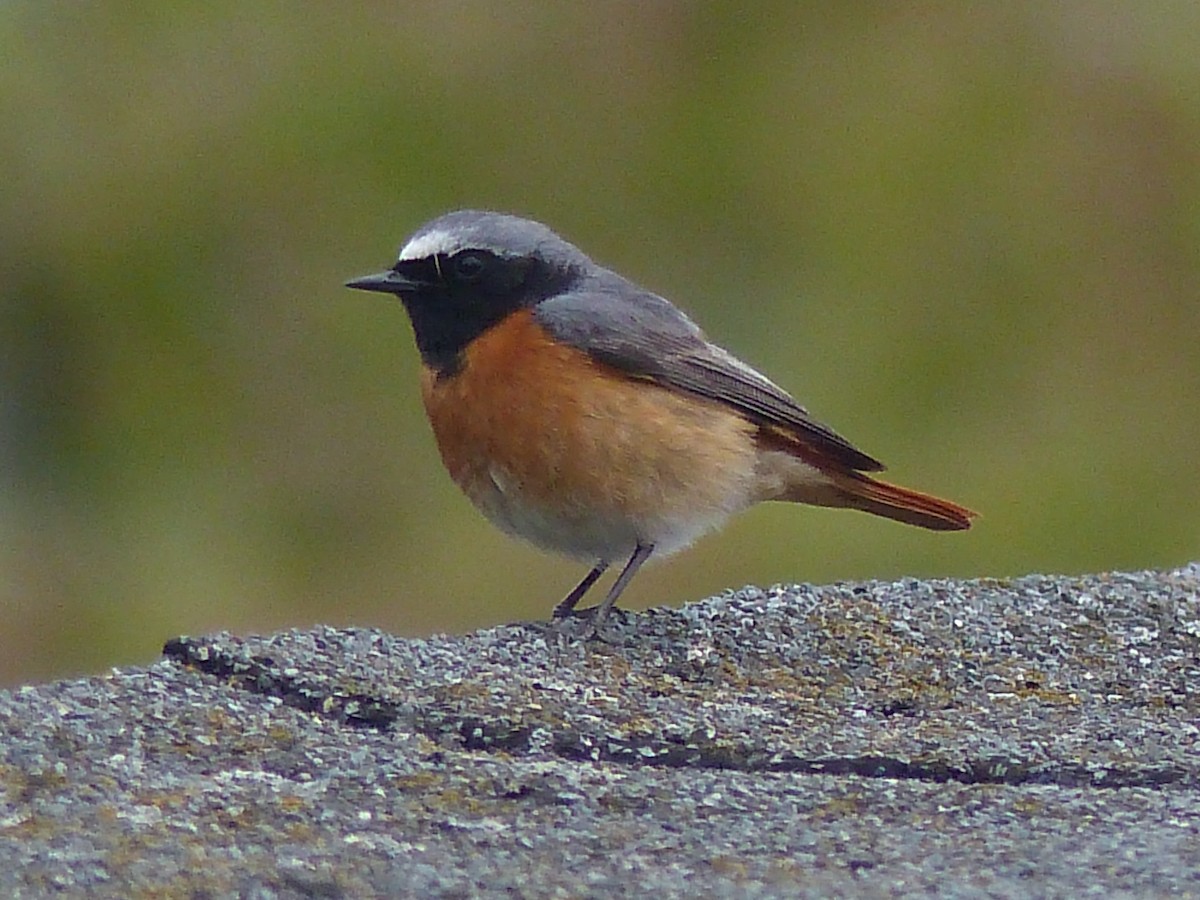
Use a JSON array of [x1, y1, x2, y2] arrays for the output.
[[347, 211, 974, 628]]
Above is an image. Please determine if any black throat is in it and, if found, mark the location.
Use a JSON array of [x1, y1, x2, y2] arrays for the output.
[[399, 252, 580, 377], [402, 294, 515, 377]]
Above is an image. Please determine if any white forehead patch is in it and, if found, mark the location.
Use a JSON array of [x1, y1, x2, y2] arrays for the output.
[[397, 229, 463, 262]]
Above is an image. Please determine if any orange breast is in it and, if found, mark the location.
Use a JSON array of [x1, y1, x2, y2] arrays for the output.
[[419, 309, 761, 560]]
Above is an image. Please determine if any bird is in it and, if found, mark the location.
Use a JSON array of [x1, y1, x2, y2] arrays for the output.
[[346, 210, 974, 629]]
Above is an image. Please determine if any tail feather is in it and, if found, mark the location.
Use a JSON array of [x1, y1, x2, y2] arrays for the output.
[[829, 473, 975, 531], [756, 425, 976, 531]]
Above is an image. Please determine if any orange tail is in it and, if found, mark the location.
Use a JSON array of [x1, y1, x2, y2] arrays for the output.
[[829, 473, 976, 531]]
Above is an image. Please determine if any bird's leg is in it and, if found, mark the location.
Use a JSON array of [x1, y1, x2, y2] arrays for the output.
[[590, 543, 654, 630], [552, 560, 609, 618]]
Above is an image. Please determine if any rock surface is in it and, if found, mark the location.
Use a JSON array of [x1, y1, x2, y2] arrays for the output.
[[2, 565, 1199, 897]]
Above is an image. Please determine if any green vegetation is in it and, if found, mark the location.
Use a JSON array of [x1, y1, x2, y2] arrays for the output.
[[3, 4, 1198, 684]]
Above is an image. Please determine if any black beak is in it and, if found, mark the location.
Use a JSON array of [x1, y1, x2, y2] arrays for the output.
[[344, 269, 424, 295]]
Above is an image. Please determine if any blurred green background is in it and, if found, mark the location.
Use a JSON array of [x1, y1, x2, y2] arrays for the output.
[[3, 3, 1198, 687]]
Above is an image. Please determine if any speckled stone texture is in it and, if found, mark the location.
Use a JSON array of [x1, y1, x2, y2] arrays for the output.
[[2, 565, 1198, 898]]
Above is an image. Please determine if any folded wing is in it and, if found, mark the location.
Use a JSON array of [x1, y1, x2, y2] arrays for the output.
[[533, 282, 884, 473]]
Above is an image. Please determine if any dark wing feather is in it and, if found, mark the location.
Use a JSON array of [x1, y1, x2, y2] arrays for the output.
[[533, 282, 884, 472]]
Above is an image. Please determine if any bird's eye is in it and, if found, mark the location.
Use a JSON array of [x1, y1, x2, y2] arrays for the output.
[[452, 252, 486, 283]]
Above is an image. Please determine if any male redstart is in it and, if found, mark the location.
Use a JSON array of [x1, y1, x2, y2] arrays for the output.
[[347, 211, 974, 628]]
